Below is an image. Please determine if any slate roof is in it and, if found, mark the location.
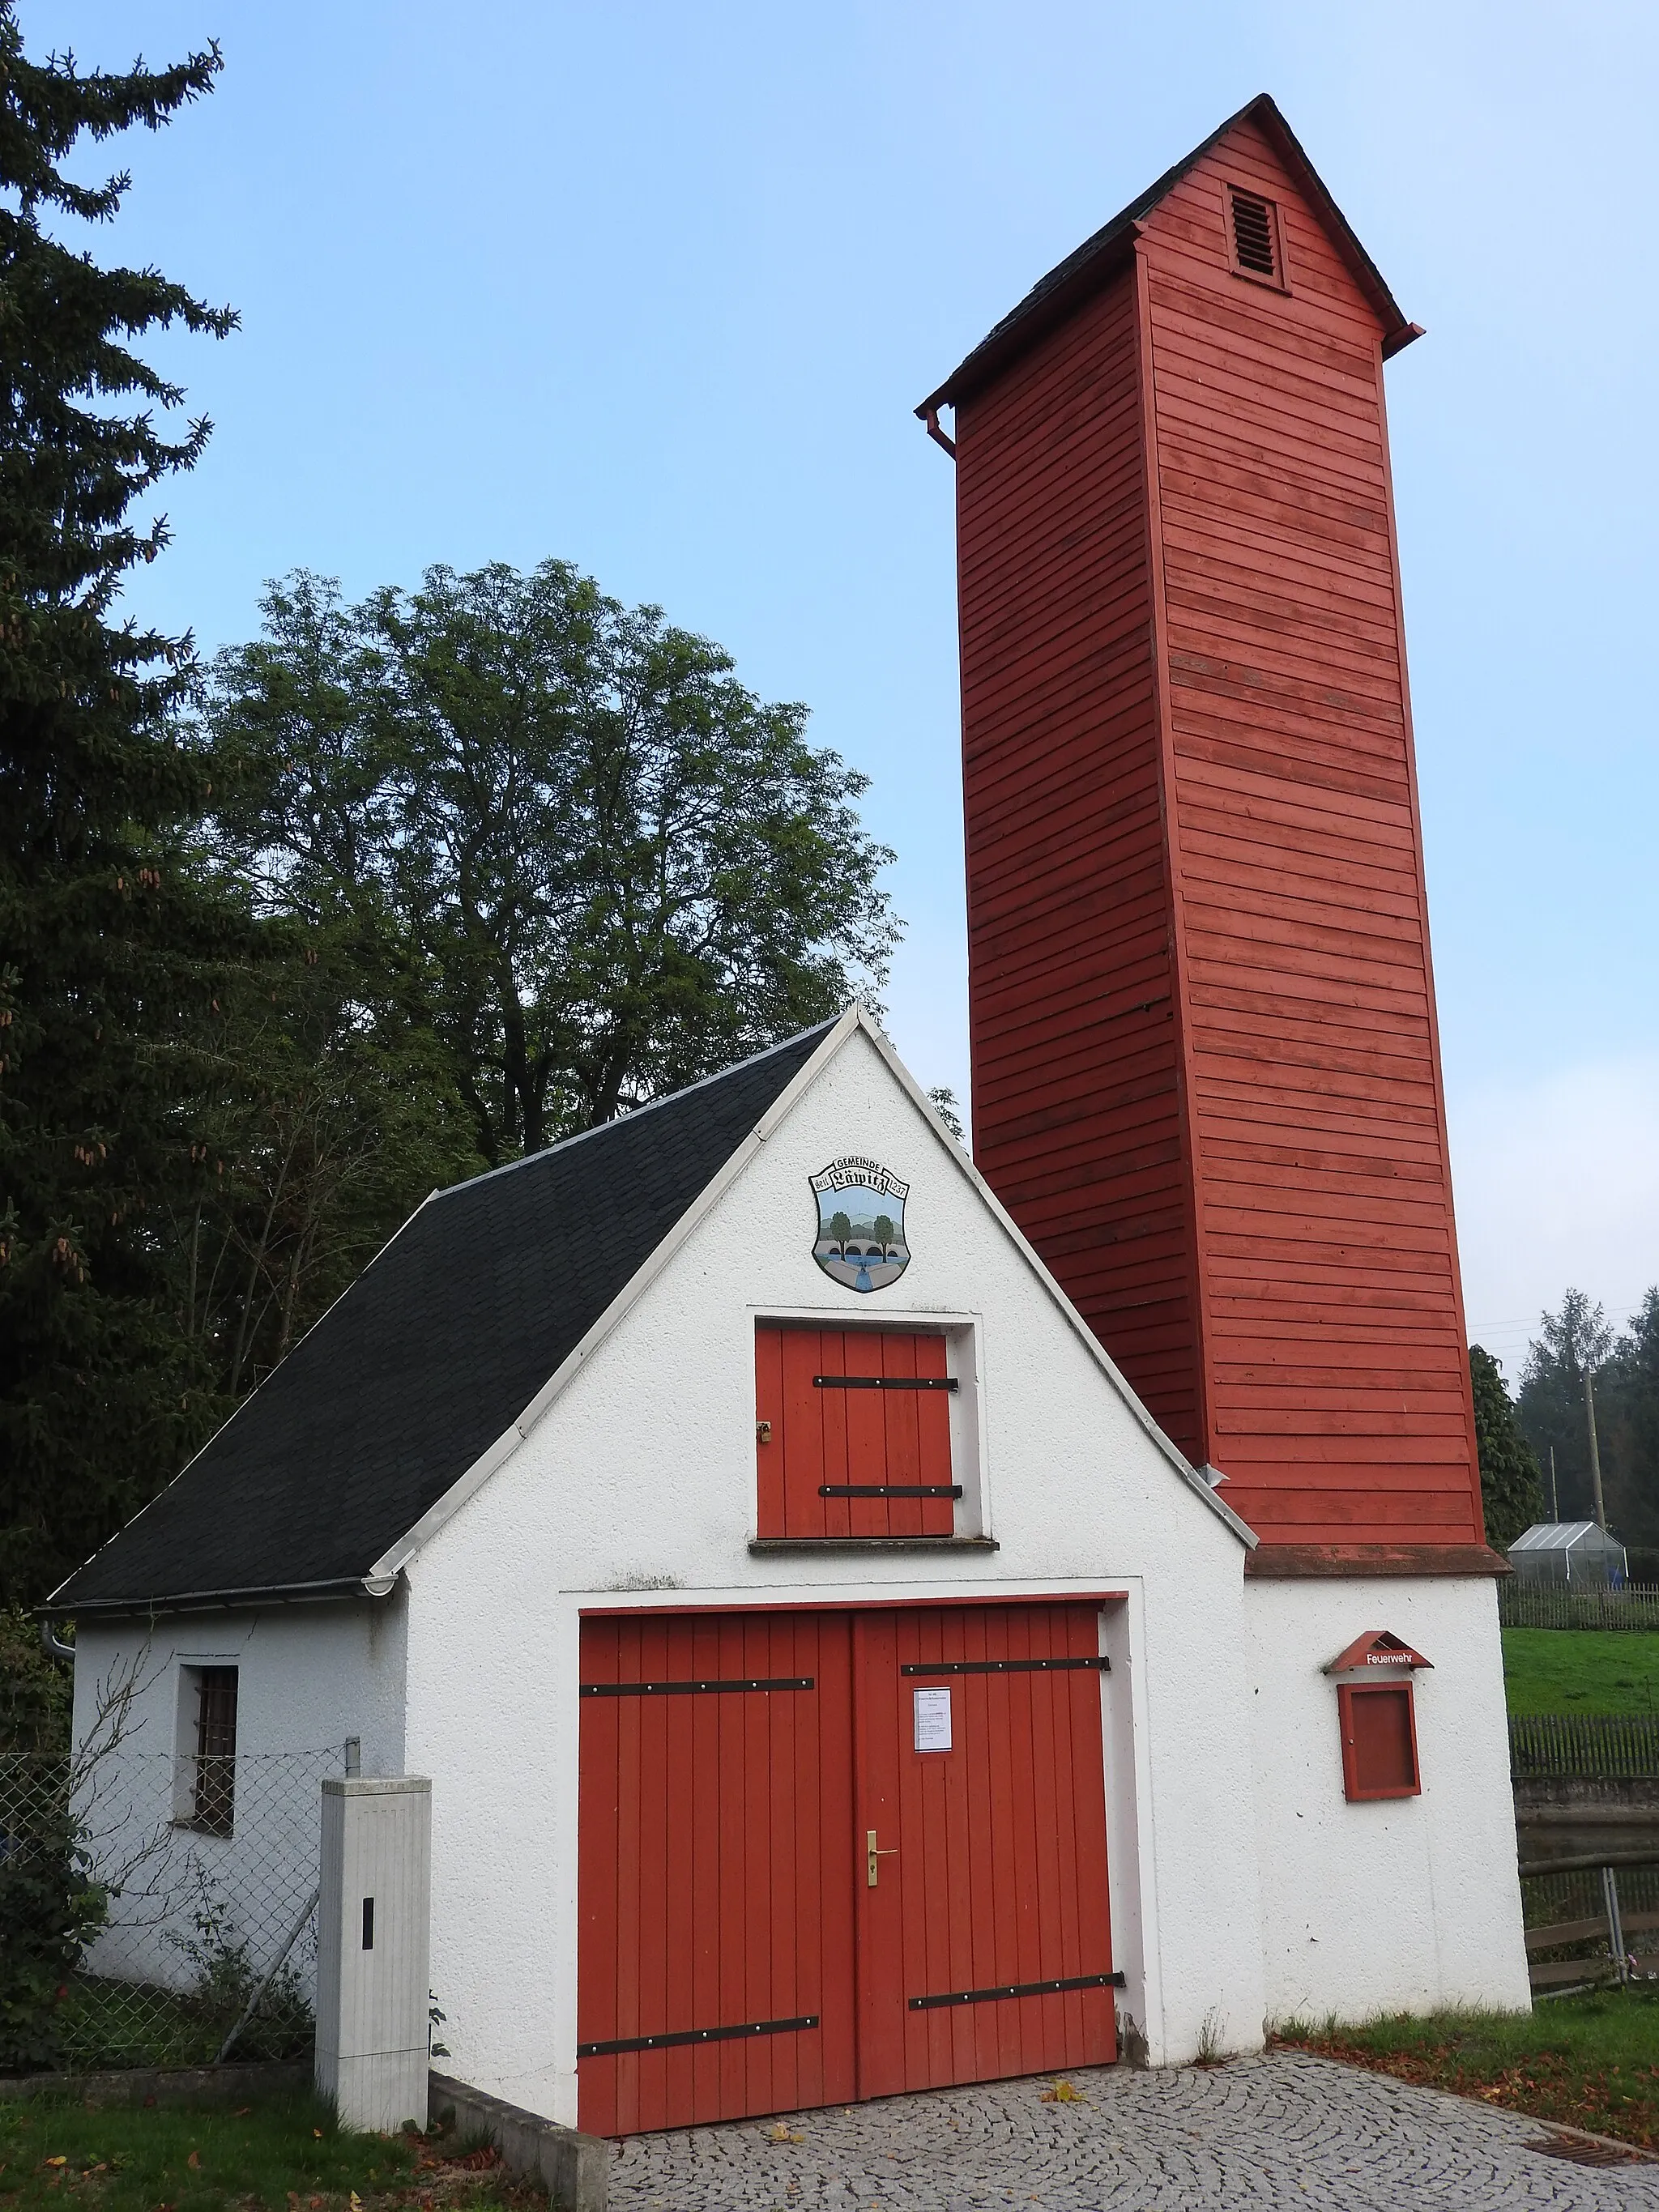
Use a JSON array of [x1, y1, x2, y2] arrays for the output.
[[917, 93, 1418, 419], [52, 1022, 836, 1613]]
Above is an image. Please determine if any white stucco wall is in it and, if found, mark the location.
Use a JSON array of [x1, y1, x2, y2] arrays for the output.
[[1245, 1574, 1531, 2025], [68, 1598, 406, 1989], [57, 1020, 1533, 2112], [399, 1023, 1266, 2123]]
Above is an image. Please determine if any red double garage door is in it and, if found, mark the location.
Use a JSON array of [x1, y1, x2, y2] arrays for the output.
[[578, 1601, 1116, 2136]]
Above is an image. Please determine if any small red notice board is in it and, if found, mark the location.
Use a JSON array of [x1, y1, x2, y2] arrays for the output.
[[1325, 1633, 1430, 1802], [1337, 1683, 1422, 1801]]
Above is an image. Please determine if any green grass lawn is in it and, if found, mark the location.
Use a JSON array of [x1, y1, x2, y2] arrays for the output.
[[1276, 1986, 1659, 2149], [1502, 1628, 1659, 1715], [0, 2094, 531, 2212]]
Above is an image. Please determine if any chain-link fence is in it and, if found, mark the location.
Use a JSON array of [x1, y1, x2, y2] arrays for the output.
[[1, 1745, 339, 2075]]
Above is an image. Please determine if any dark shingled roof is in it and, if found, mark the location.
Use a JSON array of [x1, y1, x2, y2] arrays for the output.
[[917, 94, 1418, 420], [52, 1022, 836, 1613]]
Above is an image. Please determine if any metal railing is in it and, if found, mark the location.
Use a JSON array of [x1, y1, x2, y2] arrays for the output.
[[1499, 1582, 1659, 1632], [1520, 1852, 1659, 1996]]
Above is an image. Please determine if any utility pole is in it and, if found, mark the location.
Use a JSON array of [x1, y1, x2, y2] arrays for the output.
[[1585, 1366, 1607, 1531], [1549, 1445, 1559, 1521]]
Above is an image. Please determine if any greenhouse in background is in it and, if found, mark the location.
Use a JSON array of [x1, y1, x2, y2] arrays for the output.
[[1507, 1520, 1630, 1588]]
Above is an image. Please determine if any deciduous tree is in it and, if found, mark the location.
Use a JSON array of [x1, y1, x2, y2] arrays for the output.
[[206, 562, 901, 1166], [167, 926, 481, 1398]]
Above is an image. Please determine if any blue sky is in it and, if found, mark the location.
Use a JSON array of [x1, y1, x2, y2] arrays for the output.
[[53, 0, 1659, 1376]]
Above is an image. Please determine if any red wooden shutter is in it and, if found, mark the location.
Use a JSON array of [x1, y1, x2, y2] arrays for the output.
[[754, 1327, 956, 1538], [1337, 1681, 1421, 1801]]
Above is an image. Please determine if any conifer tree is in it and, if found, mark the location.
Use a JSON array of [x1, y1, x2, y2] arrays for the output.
[[1469, 1345, 1544, 1550], [0, 12, 241, 1602]]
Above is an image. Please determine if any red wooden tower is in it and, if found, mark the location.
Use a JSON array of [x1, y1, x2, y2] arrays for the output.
[[921, 96, 1497, 1572]]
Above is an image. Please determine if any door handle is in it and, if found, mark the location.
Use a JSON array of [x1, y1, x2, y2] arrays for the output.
[[867, 1829, 899, 1887]]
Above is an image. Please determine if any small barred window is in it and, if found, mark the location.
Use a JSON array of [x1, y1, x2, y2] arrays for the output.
[[191, 1665, 238, 1835]]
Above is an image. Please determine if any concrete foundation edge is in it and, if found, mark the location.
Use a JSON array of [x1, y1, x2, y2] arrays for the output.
[[429, 2071, 609, 2211], [0, 2061, 309, 2106]]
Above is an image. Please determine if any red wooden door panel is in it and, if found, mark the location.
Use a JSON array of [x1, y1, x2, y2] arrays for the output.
[[755, 1327, 956, 1539], [854, 1602, 1116, 2096], [578, 1601, 1114, 2135], [577, 1612, 856, 2136]]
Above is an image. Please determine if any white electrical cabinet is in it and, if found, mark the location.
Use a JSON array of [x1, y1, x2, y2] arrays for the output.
[[315, 1775, 432, 2131]]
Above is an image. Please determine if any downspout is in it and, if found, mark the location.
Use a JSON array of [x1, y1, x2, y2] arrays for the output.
[[923, 404, 957, 458], [41, 1619, 75, 1661]]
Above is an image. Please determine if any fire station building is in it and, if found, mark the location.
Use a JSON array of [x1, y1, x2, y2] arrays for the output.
[[54, 95, 1531, 2135]]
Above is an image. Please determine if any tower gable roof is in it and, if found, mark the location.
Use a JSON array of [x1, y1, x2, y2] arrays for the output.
[[918, 93, 1419, 419]]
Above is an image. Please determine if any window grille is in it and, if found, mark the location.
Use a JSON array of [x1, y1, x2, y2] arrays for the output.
[[192, 1665, 239, 1835]]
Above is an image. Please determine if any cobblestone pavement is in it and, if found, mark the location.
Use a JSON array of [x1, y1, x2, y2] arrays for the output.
[[609, 2050, 1659, 2210]]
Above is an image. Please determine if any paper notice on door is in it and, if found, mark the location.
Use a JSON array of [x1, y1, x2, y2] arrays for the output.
[[913, 1686, 952, 1753]]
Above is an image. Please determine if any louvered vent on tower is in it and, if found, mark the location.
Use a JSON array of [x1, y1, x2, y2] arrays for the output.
[[1228, 187, 1278, 279]]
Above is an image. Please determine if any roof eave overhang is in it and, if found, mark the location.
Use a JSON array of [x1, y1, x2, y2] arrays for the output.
[[39, 1184, 453, 1622], [1256, 96, 1420, 358], [917, 92, 1420, 422], [916, 224, 1142, 420], [1245, 1543, 1511, 1579], [39, 1574, 398, 1623]]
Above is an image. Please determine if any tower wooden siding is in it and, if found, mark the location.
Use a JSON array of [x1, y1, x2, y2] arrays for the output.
[[949, 105, 1486, 1559]]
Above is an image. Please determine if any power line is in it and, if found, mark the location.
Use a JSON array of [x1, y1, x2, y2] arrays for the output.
[[1470, 1302, 1648, 1329]]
